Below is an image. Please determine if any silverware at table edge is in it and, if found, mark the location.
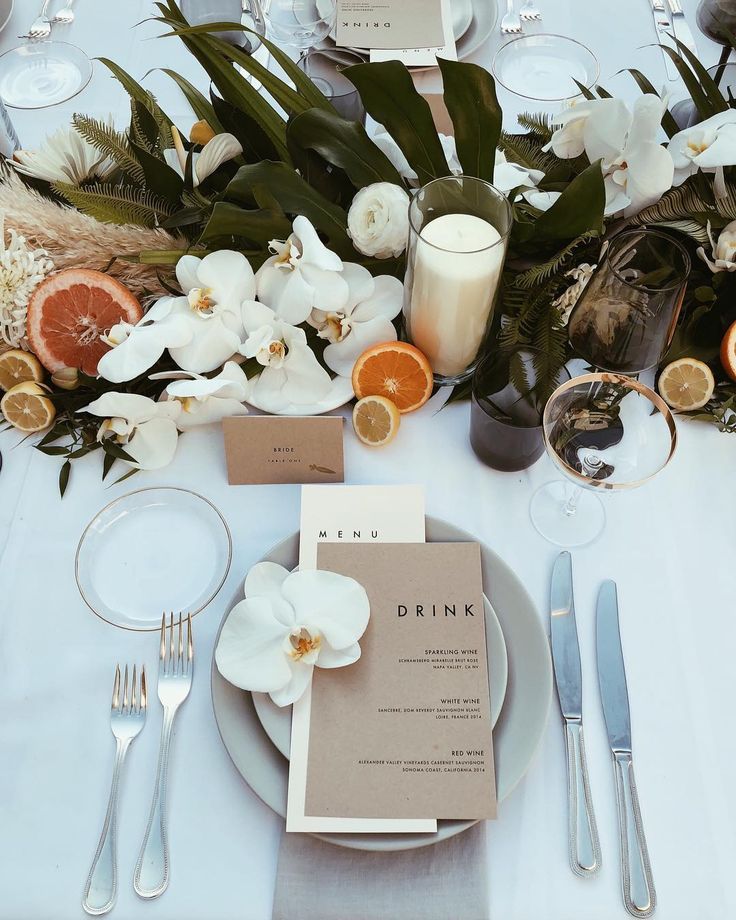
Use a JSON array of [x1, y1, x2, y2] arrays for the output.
[[19, 0, 53, 39], [596, 581, 656, 918], [82, 664, 147, 917], [550, 552, 601, 878], [651, 0, 680, 82], [133, 613, 193, 900], [51, 0, 76, 25], [519, 0, 542, 21], [500, 0, 522, 34], [665, 0, 698, 57]]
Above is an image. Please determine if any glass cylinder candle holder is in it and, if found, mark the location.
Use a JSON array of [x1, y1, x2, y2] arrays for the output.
[[403, 176, 512, 386]]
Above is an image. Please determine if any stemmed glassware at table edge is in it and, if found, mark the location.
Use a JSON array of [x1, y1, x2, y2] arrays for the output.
[[0, 0, 92, 109], [178, 0, 266, 55], [530, 373, 677, 547], [260, 0, 337, 60]]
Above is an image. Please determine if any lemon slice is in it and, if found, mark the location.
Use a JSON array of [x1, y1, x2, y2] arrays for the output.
[[1, 381, 56, 432], [352, 395, 400, 446], [0, 349, 44, 392], [657, 358, 715, 411]]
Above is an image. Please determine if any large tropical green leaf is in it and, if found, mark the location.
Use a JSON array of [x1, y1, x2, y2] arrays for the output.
[[523, 160, 606, 244], [129, 139, 184, 205], [345, 61, 449, 185], [287, 108, 404, 189], [97, 58, 173, 130], [210, 91, 282, 163], [199, 201, 292, 249], [438, 59, 501, 181], [156, 69, 226, 134], [224, 161, 353, 255]]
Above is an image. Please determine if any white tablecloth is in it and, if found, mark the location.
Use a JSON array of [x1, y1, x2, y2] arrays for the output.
[[1, 3, 735, 919]]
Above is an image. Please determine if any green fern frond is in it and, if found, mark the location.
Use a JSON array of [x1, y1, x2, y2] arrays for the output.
[[52, 182, 175, 228], [129, 104, 156, 154], [498, 132, 559, 174], [72, 115, 146, 185], [531, 305, 567, 402], [515, 232, 600, 290], [517, 112, 553, 142]]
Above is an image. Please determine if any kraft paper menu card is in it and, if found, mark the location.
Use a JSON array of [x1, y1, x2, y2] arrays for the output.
[[307, 542, 496, 820], [369, 0, 457, 66], [222, 416, 344, 485], [336, 0, 444, 51], [287, 484, 435, 833]]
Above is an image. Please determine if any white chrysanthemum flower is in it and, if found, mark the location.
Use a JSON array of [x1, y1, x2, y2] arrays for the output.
[[12, 121, 115, 186], [0, 220, 54, 349]]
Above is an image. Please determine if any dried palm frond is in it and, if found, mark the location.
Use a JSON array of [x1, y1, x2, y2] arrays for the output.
[[0, 169, 189, 297]]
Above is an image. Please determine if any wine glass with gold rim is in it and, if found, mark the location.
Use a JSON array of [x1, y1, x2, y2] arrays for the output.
[[530, 373, 677, 546]]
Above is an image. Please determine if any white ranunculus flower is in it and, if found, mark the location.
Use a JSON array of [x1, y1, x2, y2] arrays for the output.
[[668, 109, 736, 185], [256, 216, 347, 325], [697, 219, 736, 272], [215, 561, 370, 706], [347, 183, 410, 259], [307, 262, 402, 377], [152, 361, 250, 430], [494, 149, 545, 195], [240, 300, 332, 410], [82, 392, 181, 470], [164, 128, 243, 187]]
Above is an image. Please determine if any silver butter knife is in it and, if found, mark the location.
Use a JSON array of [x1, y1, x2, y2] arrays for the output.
[[651, 0, 679, 82], [667, 0, 698, 58], [596, 581, 656, 918], [550, 552, 601, 877]]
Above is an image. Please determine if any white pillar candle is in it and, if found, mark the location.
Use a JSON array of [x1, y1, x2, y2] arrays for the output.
[[409, 213, 505, 378]]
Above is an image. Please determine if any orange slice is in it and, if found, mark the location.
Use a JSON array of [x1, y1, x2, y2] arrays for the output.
[[26, 269, 143, 376], [352, 395, 401, 446], [351, 341, 433, 413], [658, 358, 715, 411], [720, 318, 736, 382], [1, 381, 56, 432], [0, 349, 44, 391]]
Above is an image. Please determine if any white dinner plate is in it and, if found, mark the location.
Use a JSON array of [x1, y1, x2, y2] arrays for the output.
[[252, 593, 508, 760], [211, 516, 552, 851], [0, 0, 13, 34], [76, 487, 232, 631], [245, 374, 353, 416]]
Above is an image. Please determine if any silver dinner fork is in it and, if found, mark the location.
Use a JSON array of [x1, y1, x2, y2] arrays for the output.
[[82, 665, 147, 917], [52, 0, 76, 24], [500, 0, 522, 34], [134, 613, 193, 899], [520, 0, 541, 21], [19, 0, 53, 39]]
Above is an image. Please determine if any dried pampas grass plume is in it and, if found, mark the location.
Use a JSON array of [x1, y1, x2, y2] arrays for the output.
[[0, 168, 188, 298]]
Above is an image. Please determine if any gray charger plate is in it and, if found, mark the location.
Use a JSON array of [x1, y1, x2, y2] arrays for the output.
[[252, 594, 508, 760], [211, 516, 552, 852]]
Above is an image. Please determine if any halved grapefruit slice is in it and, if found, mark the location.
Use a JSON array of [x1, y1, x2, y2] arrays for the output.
[[27, 269, 143, 376]]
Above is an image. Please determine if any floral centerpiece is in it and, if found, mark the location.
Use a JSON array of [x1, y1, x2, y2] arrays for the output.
[[1, 1, 735, 494]]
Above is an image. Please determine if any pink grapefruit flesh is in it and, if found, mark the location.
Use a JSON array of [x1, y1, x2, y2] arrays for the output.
[[27, 269, 143, 376]]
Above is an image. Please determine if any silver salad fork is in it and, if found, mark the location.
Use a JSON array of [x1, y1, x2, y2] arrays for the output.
[[83, 665, 147, 916], [500, 0, 523, 34], [52, 0, 77, 25], [134, 613, 193, 899], [520, 0, 542, 21], [20, 0, 53, 39]]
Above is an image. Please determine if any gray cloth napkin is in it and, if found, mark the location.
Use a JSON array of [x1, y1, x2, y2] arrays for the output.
[[272, 822, 490, 920]]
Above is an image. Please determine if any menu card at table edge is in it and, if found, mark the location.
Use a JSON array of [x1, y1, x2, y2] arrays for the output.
[[307, 542, 496, 820], [369, 0, 457, 66], [287, 484, 436, 833], [336, 0, 444, 51]]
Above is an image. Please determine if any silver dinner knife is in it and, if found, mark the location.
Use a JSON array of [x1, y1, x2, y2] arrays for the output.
[[550, 552, 601, 877], [651, 0, 679, 82], [666, 0, 698, 58], [596, 581, 656, 918]]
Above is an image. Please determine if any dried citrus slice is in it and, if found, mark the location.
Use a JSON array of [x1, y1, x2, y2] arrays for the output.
[[352, 395, 401, 446], [0, 349, 44, 391], [658, 358, 715, 411], [720, 318, 736, 382], [351, 341, 433, 413], [1, 381, 56, 432], [26, 269, 143, 376]]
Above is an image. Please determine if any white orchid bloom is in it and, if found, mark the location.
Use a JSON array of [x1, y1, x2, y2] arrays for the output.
[[307, 263, 403, 377], [521, 188, 562, 211], [82, 392, 181, 470], [668, 109, 736, 185], [256, 216, 347, 325], [347, 183, 410, 258], [371, 128, 461, 184], [163, 129, 242, 187], [12, 120, 115, 185], [241, 300, 332, 410], [494, 149, 545, 195], [215, 561, 370, 706], [153, 361, 250, 430], [697, 219, 736, 272], [544, 100, 604, 159]]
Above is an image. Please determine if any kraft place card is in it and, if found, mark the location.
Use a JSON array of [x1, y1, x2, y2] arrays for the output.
[[222, 416, 344, 485]]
